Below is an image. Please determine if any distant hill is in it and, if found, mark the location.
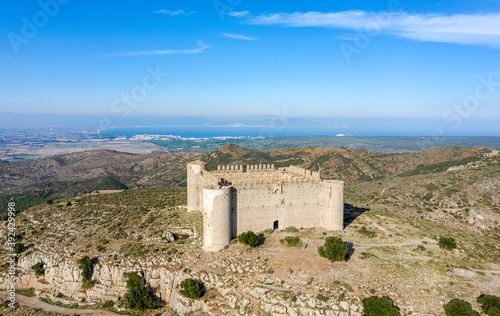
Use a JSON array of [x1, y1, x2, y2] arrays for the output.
[[0, 149, 203, 214], [0, 144, 491, 214], [203, 144, 488, 183]]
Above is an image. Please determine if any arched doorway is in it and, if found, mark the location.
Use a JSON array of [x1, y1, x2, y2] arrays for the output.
[[273, 220, 279, 230]]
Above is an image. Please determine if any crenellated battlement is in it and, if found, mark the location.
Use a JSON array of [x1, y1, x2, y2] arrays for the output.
[[215, 164, 276, 172], [208, 163, 320, 185]]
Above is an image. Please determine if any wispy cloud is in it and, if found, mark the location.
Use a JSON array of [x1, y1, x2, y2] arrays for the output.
[[99, 41, 211, 57], [222, 33, 258, 41], [247, 11, 500, 47], [154, 9, 196, 16], [226, 11, 251, 18]]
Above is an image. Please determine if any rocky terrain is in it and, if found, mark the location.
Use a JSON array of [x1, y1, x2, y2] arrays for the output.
[[0, 146, 498, 315]]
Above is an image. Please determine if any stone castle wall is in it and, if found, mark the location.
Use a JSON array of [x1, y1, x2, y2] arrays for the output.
[[187, 161, 344, 251], [232, 182, 320, 235]]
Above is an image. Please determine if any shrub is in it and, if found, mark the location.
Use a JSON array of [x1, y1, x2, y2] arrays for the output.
[[77, 256, 93, 283], [31, 262, 45, 276], [82, 280, 96, 290], [280, 236, 302, 248], [46, 199, 53, 205], [439, 237, 457, 250], [102, 300, 115, 309], [444, 299, 480, 316], [179, 278, 205, 299], [237, 231, 259, 247], [358, 226, 377, 238], [478, 294, 500, 316], [14, 242, 25, 254], [317, 237, 347, 262], [362, 297, 399, 316], [284, 226, 299, 232], [316, 294, 329, 302], [123, 272, 156, 310]]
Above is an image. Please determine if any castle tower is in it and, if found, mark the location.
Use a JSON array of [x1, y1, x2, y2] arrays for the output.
[[202, 186, 232, 252], [320, 180, 344, 230], [187, 161, 206, 212]]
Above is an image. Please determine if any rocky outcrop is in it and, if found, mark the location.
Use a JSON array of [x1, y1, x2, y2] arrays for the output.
[[0, 254, 364, 315]]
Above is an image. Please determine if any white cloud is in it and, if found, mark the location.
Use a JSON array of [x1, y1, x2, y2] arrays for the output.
[[154, 9, 196, 16], [247, 11, 500, 47], [222, 33, 258, 41], [226, 11, 251, 18], [99, 41, 211, 57]]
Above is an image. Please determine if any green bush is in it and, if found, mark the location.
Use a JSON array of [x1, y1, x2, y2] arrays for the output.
[[316, 294, 328, 302], [317, 237, 347, 262], [444, 299, 480, 316], [237, 231, 259, 247], [82, 280, 96, 290], [14, 242, 25, 254], [123, 272, 156, 310], [77, 256, 93, 283], [280, 236, 303, 248], [362, 297, 399, 316], [284, 226, 299, 232], [439, 237, 457, 250], [478, 294, 500, 316], [102, 300, 115, 309], [31, 262, 45, 276], [179, 278, 205, 299]]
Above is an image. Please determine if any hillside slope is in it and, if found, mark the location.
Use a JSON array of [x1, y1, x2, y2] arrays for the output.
[[347, 149, 500, 235], [0, 150, 203, 213], [203, 144, 488, 183]]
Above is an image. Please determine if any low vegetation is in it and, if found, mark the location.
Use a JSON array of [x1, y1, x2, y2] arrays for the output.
[[237, 231, 259, 247], [478, 295, 500, 316], [317, 236, 347, 262], [123, 272, 156, 310], [31, 262, 45, 276], [280, 236, 303, 248], [444, 299, 480, 316], [179, 278, 205, 299], [77, 255, 93, 283], [362, 297, 399, 316], [439, 236, 457, 250]]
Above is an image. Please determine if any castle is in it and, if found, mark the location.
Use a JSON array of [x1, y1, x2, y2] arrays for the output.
[[187, 161, 344, 251]]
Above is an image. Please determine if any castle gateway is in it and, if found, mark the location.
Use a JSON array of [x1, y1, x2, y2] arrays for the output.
[[187, 161, 344, 251]]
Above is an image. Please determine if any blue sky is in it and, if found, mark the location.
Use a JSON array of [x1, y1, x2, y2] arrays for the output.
[[1, 0, 500, 124]]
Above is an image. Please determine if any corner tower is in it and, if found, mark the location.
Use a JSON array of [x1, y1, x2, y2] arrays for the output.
[[202, 185, 232, 252], [187, 161, 206, 212], [320, 180, 344, 230]]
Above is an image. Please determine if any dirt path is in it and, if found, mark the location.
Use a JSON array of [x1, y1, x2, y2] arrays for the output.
[[354, 238, 425, 248], [251, 282, 317, 295], [367, 186, 392, 204], [0, 292, 120, 316]]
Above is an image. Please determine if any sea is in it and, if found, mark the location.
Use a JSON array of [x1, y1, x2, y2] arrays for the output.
[[97, 116, 500, 138]]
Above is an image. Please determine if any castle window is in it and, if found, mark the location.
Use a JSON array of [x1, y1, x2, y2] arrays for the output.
[[273, 220, 279, 230]]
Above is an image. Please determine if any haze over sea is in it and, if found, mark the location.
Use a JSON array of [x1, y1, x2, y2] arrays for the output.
[[100, 117, 500, 138]]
